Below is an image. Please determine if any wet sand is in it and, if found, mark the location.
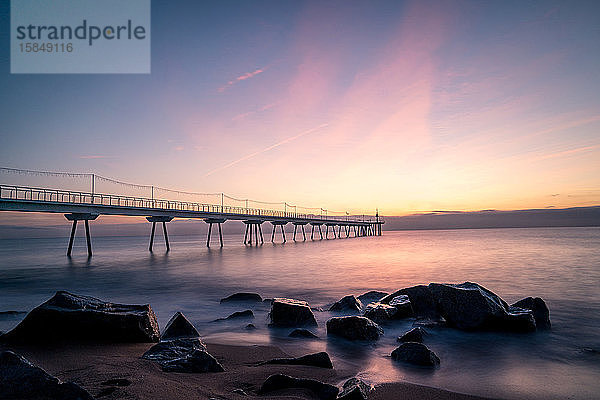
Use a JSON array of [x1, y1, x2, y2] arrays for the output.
[[1, 341, 497, 400]]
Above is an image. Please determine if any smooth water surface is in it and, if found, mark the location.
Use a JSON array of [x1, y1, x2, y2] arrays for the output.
[[1, 227, 599, 399]]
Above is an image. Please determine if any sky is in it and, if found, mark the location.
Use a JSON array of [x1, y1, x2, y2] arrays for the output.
[[1, 0, 599, 218]]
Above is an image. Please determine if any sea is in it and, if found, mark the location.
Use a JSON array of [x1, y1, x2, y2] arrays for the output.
[[1, 227, 599, 400]]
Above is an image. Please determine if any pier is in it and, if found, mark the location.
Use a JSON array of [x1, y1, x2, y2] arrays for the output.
[[0, 169, 384, 256]]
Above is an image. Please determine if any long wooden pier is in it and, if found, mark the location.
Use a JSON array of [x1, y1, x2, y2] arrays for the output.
[[0, 183, 384, 257]]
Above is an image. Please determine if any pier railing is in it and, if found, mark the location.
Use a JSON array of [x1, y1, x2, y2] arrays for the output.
[[0, 184, 381, 223]]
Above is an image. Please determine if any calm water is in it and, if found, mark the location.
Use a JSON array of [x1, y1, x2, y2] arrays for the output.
[[1, 227, 599, 400]]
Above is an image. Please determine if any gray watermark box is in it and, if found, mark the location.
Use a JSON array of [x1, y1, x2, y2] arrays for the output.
[[11, 0, 151, 74]]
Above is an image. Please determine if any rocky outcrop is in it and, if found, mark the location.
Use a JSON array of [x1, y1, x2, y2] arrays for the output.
[[391, 342, 440, 367], [338, 378, 372, 400], [511, 297, 551, 329], [258, 374, 339, 400], [214, 310, 254, 321], [269, 298, 317, 327], [258, 352, 333, 369], [160, 349, 224, 373], [142, 337, 206, 362], [388, 295, 414, 318], [326, 316, 383, 340], [363, 303, 398, 323], [0, 291, 159, 343], [289, 328, 318, 338], [357, 291, 388, 306], [381, 285, 439, 319], [220, 292, 262, 303], [0, 350, 95, 399], [428, 282, 535, 331], [397, 327, 427, 343], [329, 295, 362, 313], [161, 311, 200, 340]]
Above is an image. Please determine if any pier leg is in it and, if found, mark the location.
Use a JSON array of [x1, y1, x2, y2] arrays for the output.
[[302, 225, 306, 241], [271, 225, 275, 242], [67, 220, 77, 256], [207, 223, 213, 247], [319, 225, 323, 240], [259, 224, 264, 244], [244, 224, 248, 244], [162, 221, 170, 252], [248, 223, 253, 245], [149, 221, 156, 252], [218, 223, 223, 247], [255, 224, 259, 245], [84, 220, 92, 257], [293, 225, 297, 241], [325, 225, 329, 239], [311, 225, 315, 240], [281, 225, 286, 243]]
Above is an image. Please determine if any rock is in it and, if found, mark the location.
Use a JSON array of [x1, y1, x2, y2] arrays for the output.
[[214, 310, 254, 321], [338, 377, 372, 400], [388, 295, 414, 318], [326, 316, 383, 341], [0, 350, 95, 399], [269, 298, 317, 327], [0, 291, 159, 343], [233, 388, 248, 395], [357, 291, 388, 306], [428, 282, 534, 331], [161, 312, 200, 340], [263, 298, 274, 304], [329, 295, 362, 313], [161, 349, 224, 373], [258, 374, 339, 400], [511, 297, 551, 329], [397, 327, 427, 343], [391, 342, 440, 367], [258, 352, 333, 369], [142, 337, 206, 362], [220, 292, 262, 303], [363, 303, 398, 323], [288, 328, 318, 338], [381, 285, 439, 319], [245, 323, 256, 330]]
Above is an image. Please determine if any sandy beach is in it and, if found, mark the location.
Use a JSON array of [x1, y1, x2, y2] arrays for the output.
[[1, 341, 495, 400]]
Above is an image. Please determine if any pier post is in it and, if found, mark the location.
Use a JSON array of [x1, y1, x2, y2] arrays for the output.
[[244, 224, 248, 244], [65, 213, 98, 257], [311, 224, 315, 240], [325, 225, 329, 239], [146, 216, 173, 252], [280, 224, 286, 242], [293, 224, 297, 241], [204, 218, 226, 247], [302, 224, 306, 241], [258, 224, 264, 244], [318, 224, 323, 240]]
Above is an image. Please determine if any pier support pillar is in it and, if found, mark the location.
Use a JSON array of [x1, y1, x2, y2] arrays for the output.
[[292, 222, 307, 241], [65, 213, 99, 257], [147, 216, 174, 252], [243, 220, 264, 245], [310, 223, 323, 240], [270, 221, 288, 243], [204, 218, 227, 248]]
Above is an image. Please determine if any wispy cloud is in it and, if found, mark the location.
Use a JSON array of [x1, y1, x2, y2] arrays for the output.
[[204, 123, 329, 177], [533, 144, 600, 161], [79, 155, 115, 159], [232, 102, 278, 121], [219, 67, 266, 92]]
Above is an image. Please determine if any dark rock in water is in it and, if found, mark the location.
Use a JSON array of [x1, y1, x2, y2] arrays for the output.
[[357, 291, 388, 306], [391, 342, 440, 367], [220, 292, 262, 303], [0, 310, 27, 316], [413, 318, 446, 328], [363, 302, 398, 323], [232, 388, 248, 395], [263, 298, 274, 304], [326, 316, 383, 340], [259, 374, 339, 400], [505, 307, 537, 332], [288, 328, 318, 338], [0, 350, 95, 399], [258, 352, 333, 369], [398, 327, 427, 343], [388, 295, 414, 318], [245, 323, 256, 330], [428, 282, 533, 331], [338, 377, 372, 400], [101, 378, 131, 386], [381, 285, 439, 319], [214, 310, 254, 321], [0, 291, 159, 343], [269, 298, 317, 327], [161, 312, 200, 340], [511, 297, 551, 329], [142, 338, 206, 362], [161, 349, 224, 373], [329, 295, 362, 313]]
